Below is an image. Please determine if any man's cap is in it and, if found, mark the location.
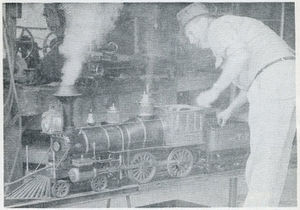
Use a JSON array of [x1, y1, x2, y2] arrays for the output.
[[177, 3, 209, 29]]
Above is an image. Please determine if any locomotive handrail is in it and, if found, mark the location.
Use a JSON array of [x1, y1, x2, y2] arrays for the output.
[[78, 112, 209, 130], [108, 144, 203, 154], [55, 148, 70, 169]]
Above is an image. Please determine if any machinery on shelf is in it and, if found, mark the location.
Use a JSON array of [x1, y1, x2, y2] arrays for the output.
[[5, 86, 250, 199]]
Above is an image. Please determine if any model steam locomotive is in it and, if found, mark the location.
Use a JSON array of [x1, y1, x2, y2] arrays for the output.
[[6, 85, 249, 199]]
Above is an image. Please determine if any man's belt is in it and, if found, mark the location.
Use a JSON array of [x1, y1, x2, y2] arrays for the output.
[[249, 56, 295, 89]]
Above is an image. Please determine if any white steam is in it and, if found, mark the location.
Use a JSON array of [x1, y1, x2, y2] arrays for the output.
[[59, 3, 123, 86]]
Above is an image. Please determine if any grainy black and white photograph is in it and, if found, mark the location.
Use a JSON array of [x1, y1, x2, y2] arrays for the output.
[[2, 1, 297, 208]]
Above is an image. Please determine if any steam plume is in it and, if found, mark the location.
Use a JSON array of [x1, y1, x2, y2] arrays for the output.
[[59, 3, 123, 86]]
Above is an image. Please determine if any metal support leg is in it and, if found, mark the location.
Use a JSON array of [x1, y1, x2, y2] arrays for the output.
[[106, 198, 111, 208], [106, 195, 131, 208], [126, 195, 131, 208], [228, 177, 238, 207]]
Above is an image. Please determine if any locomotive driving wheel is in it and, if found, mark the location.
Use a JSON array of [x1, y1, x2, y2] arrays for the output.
[[128, 152, 157, 184], [90, 175, 108, 192], [51, 180, 70, 198], [167, 148, 194, 177]]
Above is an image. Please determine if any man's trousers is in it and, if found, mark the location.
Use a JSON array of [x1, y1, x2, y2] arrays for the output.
[[243, 59, 296, 207]]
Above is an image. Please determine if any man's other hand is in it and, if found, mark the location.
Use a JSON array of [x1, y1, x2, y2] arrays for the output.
[[217, 108, 232, 127]]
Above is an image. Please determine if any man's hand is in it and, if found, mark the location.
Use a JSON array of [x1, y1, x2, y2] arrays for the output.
[[217, 108, 232, 127], [196, 89, 220, 108]]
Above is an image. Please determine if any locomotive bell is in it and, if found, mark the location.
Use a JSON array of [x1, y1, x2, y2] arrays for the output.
[[53, 85, 81, 131]]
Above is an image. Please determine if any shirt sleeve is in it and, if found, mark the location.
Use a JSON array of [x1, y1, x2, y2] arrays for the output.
[[208, 20, 248, 59], [208, 18, 250, 89], [232, 69, 250, 90]]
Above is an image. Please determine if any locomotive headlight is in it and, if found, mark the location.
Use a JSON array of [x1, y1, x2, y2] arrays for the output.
[[52, 141, 61, 152]]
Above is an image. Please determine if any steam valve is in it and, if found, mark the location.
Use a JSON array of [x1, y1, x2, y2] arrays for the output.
[[139, 91, 154, 117], [107, 104, 120, 124]]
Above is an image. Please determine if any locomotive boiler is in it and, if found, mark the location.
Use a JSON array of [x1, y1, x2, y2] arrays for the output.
[[6, 86, 250, 200]]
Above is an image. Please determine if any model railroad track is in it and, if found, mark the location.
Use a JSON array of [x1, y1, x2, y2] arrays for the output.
[[140, 168, 244, 191]]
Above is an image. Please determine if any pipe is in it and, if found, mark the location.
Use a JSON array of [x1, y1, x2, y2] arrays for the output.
[[119, 154, 123, 180], [26, 145, 29, 173], [3, 17, 23, 191], [93, 142, 96, 159], [133, 17, 139, 54], [52, 150, 56, 179]]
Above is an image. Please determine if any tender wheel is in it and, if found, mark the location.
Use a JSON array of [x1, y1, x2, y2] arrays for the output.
[[51, 180, 70, 198], [167, 148, 194, 177], [128, 152, 156, 184], [91, 175, 108, 192]]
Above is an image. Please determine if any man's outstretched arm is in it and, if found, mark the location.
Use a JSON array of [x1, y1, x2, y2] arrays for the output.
[[196, 47, 249, 107]]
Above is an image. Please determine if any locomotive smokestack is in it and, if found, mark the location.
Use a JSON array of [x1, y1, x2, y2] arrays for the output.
[[53, 85, 81, 131]]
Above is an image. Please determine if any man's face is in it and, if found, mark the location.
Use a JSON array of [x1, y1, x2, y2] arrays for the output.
[[184, 17, 209, 49]]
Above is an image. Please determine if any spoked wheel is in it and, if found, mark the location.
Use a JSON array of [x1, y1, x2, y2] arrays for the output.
[[16, 27, 34, 60], [167, 148, 194, 177], [42, 32, 63, 57], [90, 175, 108, 192], [128, 152, 157, 184], [51, 180, 70, 198]]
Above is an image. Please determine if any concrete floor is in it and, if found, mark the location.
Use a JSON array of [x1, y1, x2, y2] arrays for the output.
[[58, 168, 297, 208]]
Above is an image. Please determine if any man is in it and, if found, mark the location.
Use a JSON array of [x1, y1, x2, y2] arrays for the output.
[[177, 3, 296, 207]]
